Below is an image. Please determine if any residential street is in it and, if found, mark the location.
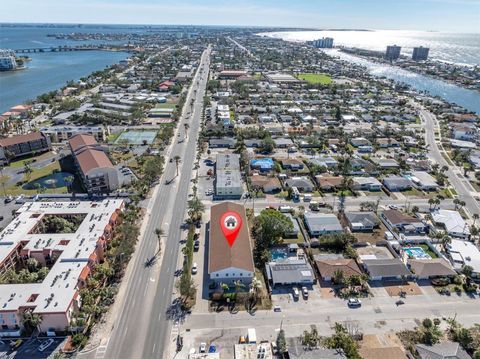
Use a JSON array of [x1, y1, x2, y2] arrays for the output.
[[77, 46, 211, 359], [421, 108, 480, 217]]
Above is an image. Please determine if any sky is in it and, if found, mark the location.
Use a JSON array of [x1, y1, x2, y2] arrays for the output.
[[1, 0, 479, 32]]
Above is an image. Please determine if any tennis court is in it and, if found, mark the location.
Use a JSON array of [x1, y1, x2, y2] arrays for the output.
[[115, 130, 158, 145]]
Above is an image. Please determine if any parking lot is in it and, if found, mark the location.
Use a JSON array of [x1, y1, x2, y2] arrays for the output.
[[0, 337, 65, 359]]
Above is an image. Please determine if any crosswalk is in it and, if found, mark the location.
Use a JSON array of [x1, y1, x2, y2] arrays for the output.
[[95, 338, 110, 359]]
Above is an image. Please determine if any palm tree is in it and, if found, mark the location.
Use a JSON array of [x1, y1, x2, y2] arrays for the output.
[[473, 213, 479, 227], [154, 227, 164, 256], [23, 162, 33, 183], [64, 175, 74, 193], [173, 155, 181, 176], [188, 196, 205, 223], [21, 311, 42, 334]]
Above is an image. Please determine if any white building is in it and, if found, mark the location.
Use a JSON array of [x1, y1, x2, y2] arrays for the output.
[[0, 200, 124, 335], [432, 210, 470, 239], [448, 239, 480, 277]]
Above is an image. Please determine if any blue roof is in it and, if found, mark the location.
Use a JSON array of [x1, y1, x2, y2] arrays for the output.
[[250, 158, 274, 169]]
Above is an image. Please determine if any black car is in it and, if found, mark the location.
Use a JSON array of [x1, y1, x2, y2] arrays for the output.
[[194, 240, 200, 251]]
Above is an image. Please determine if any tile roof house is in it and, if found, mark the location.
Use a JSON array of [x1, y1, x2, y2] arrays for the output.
[[208, 202, 255, 285], [416, 342, 472, 359], [345, 212, 379, 232], [315, 258, 363, 282], [250, 175, 282, 193], [68, 134, 118, 193], [381, 210, 427, 235], [315, 175, 344, 192], [408, 258, 456, 279]]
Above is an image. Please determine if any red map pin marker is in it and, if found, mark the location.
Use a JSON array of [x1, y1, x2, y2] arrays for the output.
[[220, 211, 243, 248]]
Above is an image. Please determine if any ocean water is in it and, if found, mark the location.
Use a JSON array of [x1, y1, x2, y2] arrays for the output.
[[0, 25, 130, 112], [262, 30, 480, 113], [262, 30, 480, 66]]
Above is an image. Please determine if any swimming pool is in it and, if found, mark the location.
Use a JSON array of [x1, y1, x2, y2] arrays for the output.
[[404, 246, 431, 259], [270, 248, 288, 261]]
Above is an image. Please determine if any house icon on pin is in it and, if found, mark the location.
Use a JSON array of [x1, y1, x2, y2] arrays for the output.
[[225, 217, 237, 228]]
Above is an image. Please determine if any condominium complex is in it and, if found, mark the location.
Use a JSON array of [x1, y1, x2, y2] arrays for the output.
[[412, 46, 430, 61], [0, 132, 52, 165], [41, 125, 107, 143], [69, 134, 119, 193], [0, 49, 18, 71], [385, 45, 401, 61], [0, 200, 124, 335], [312, 37, 334, 49]]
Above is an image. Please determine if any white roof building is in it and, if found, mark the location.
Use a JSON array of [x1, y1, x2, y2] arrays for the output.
[[448, 239, 480, 275], [0, 200, 124, 333], [432, 209, 470, 238]]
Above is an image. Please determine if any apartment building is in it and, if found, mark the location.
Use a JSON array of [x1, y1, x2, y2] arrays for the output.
[[41, 125, 106, 143], [0, 132, 52, 165], [0, 200, 124, 335], [69, 134, 119, 193]]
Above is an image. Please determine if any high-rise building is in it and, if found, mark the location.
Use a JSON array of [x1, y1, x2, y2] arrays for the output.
[[385, 45, 401, 61], [412, 46, 429, 61], [313, 37, 334, 49], [0, 49, 18, 71]]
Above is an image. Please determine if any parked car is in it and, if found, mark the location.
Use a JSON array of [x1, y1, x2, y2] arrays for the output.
[[273, 305, 282, 312], [194, 241, 200, 251], [192, 263, 198, 274], [388, 204, 398, 210], [292, 287, 300, 300], [302, 286, 309, 299], [38, 338, 55, 352], [347, 298, 362, 308], [15, 195, 25, 204], [199, 342, 207, 353], [4, 196, 13, 203], [239, 336, 246, 344]]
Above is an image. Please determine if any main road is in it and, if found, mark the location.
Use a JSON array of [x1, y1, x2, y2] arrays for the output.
[[82, 46, 211, 359], [421, 108, 480, 217]]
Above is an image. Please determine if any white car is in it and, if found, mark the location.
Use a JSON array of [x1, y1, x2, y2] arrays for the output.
[[38, 338, 54, 352], [301, 286, 309, 299], [347, 298, 362, 308], [388, 204, 398, 210], [199, 342, 207, 353], [191, 263, 198, 275]]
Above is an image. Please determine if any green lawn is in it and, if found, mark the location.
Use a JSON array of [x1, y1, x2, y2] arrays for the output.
[[296, 73, 332, 85], [4, 161, 67, 196], [419, 244, 438, 259], [155, 103, 176, 109], [8, 152, 55, 168]]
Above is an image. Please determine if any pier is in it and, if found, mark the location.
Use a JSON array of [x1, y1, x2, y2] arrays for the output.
[[13, 46, 134, 54]]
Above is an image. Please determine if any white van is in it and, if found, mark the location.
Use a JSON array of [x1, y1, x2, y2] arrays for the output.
[[279, 206, 292, 213], [303, 194, 312, 202]]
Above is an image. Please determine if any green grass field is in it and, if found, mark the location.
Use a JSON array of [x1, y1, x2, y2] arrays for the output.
[[297, 73, 332, 85]]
